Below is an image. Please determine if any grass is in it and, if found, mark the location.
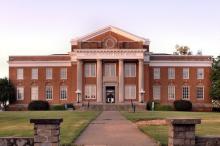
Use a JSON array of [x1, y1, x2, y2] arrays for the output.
[[122, 111, 220, 146], [0, 111, 99, 145]]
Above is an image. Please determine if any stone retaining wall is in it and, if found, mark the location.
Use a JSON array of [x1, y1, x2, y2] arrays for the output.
[[167, 118, 220, 146], [0, 119, 62, 146], [195, 136, 220, 146], [0, 137, 34, 146]]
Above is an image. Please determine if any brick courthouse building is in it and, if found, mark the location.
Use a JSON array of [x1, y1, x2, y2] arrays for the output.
[[8, 26, 212, 109]]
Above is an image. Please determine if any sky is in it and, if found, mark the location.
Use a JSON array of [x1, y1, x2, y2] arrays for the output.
[[0, 0, 220, 78]]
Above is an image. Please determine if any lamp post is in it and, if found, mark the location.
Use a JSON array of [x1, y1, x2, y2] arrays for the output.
[[75, 90, 81, 103], [140, 89, 145, 103]]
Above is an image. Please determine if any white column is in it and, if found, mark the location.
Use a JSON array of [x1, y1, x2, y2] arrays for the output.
[[76, 60, 82, 102], [119, 59, 124, 102], [138, 59, 144, 102], [97, 59, 102, 102]]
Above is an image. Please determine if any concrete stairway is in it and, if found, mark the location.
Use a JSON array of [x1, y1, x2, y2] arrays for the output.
[[75, 102, 146, 111]]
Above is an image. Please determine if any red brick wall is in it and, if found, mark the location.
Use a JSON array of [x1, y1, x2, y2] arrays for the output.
[[148, 66, 211, 104], [9, 63, 211, 105], [9, 65, 77, 104]]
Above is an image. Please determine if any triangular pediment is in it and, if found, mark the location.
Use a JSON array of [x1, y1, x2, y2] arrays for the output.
[[71, 26, 149, 45]]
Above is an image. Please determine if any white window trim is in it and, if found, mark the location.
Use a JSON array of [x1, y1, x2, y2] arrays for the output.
[[84, 84, 96, 99], [85, 63, 96, 77], [168, 68, 175, 79], [31, 68, 38, 80], [197, 68, 204, 80], [31, 86, 38, 100], [168, 85, 175, 100], [16, 87, 24, 100], [46, 68, 53, 80], [153, 85, 160, 100], [125, 63, 136, 77], [45, 86, 53, 100], [183, 68, 189, 79], [153, 68, 160, 79], [104, 63, 116, 77], [125, 85, 136, 99], [60, 86, 68, 100], [60, 68, 67, 80], [182, 86, 190, 100], [17, 68, 24, 80], [196, 86, 204, 100]]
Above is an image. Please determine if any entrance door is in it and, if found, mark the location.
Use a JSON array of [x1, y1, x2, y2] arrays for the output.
[[106, 86, 115, 103]]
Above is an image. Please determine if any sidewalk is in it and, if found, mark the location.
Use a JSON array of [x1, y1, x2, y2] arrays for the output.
[[74, 111, 158, 146]]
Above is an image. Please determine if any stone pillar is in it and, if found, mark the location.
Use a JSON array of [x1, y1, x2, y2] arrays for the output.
[[119, 59, 124, 102], [167, 118, 201, 146], [97, 59, 102, 102], [77, 60, 82, 102], [138, 59, 144, 102], [30, 119, 63, 146]]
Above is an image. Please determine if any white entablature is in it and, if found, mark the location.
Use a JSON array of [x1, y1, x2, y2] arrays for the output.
[[70, 49, 148, 60]]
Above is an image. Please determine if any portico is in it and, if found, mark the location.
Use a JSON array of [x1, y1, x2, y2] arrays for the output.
[[73, 49, 147, 103]]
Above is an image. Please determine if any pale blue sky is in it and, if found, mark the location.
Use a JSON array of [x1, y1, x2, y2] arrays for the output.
[[0, 0, 220, 78]]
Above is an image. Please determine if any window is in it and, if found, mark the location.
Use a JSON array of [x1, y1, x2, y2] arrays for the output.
[[182, 86, 190, 99], [104, 63, 116, 77], [153, 85, 160, 100], [17, 87, 24, 100], [168, 85, 175, 100], [60, 86, 67, 100], [31, 86, 38, 100], [85, 63, 96, 77], [45, 86, 53, 100], [197, 68, 204, 79], [46, 68, 53, 79], [168, 68, 175, 79], [17, 68, 23, 80], [125, 63, 136, 77], [60, 68, 67, 79], [153, 68, 160, 79], [84, 85, 96, 99], [125, 85, 136, 99], [32, 68, 38, 80], [183, 68, 189, 79], [196, 86, 204, 99]]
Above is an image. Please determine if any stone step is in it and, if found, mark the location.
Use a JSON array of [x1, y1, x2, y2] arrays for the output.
[[75, 103, 146, 111]]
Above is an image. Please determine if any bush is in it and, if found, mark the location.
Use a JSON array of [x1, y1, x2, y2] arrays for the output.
[[146, 101, 174, 111], [66, 104, 75, 110], [174, 100, 192, 111], [155, 104, 174, 111], [28, 100, 50, 111], [212, 107, 220, 112], [50, 104, 66, 110], [146, 101, 159, 110]]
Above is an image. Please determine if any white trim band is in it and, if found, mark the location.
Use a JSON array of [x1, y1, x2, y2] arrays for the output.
[[9, 61, 71, 67], [149, 61, 212, 67]]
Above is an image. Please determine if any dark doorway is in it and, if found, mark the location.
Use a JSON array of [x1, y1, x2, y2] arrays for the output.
[[106, 86, 115, 103]]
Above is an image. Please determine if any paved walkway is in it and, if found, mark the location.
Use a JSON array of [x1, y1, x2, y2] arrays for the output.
[[74, 111, 158, 146]]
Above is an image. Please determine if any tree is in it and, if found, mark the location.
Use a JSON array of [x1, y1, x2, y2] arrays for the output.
[[174, 44, 192, 55], [210, 56, 220, 101], [0, 78, 16, 110]]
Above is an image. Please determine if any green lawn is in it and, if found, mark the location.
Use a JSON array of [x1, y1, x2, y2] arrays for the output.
[[0, 111, 99, 145], [122, 111, 220, 146]]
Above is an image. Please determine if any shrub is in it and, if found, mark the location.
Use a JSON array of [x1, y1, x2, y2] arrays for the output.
[[28, 100, 50, 111], [212, 107, 220, 112], [155, 104, 174, 111], [146, 101, 158, 110], [50, 104, 66, 110], [66, 104, 75, 110], [174, 100, 192, 111], [146, 101, 173, 111]]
